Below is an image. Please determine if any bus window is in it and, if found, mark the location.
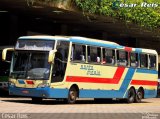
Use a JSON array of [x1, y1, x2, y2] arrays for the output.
[[117, 50, 128, 66], [103, 49, 115, 65], [30, 53, 48, 68], [71, 44, 86, 62], [130, 52, 138, 67], [51, 41, 69, 83], [13, 52, 29, 71], [87, 46, 101, 63], [149, 55, 156, 69], [140, 54, 148, 68]]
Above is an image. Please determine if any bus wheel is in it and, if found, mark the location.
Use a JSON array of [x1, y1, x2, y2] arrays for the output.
[[67, 87, 77, 104], [135, 89, 143, 103], [31, 97, 43, 103], [126, 88, 135, 103]]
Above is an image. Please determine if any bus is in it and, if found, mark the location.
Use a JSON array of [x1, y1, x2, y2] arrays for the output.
[[0, 46, 13, 93], [2, 35, 158, 104]]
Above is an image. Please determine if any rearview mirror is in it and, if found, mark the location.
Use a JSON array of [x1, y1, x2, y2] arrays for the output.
[[48, 49, 57, 63], [2, 48, 14, 62]]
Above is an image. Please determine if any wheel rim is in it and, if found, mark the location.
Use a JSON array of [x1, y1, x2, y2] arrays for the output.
[[69, 90, 76, 101], [128, 89, 135, 103], [137, 91, 142, 100]]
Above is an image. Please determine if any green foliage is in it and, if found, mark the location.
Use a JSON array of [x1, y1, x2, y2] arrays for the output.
[[75, 0, 160, 30]]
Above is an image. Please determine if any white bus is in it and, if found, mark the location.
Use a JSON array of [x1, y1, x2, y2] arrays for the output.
[[2, 36, 158, 103]]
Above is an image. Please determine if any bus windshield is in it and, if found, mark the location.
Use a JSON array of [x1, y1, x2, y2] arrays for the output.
[[11, 51, 50, 80]]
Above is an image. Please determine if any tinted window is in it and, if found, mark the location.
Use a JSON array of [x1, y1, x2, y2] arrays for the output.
[[51, 41, 69, 82], [149, 55, 156, 69], [117, 50, 128, 66], [71, 44, 86, 62], [140, 54, 148, 68], [102, 48, 115, 65], [88, 46, 101, 63], [130, 52, 138, 67]]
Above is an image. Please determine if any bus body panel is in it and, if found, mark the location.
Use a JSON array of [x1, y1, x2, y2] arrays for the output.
[[7, 35, 158, 100], [9, 86, 69, 98]]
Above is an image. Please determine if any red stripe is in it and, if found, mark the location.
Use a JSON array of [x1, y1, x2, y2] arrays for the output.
[[125, 47, 132, 52], [26, 80, 34, 85], [113, 67, 125, 83], [66, 67, 125, 84], [131, 80, 158, 86]]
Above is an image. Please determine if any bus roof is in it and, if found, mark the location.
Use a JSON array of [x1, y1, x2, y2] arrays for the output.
[[138, 48, 157, 54], [18, 35, 70, 41], [69, 36, 121, 49], [18, 35, 122, 49], [18, 35, 157, 54]]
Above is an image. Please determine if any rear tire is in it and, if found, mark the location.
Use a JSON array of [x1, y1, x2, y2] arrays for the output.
[[135, 89, 143, 103], [126, 88, 136, 103]]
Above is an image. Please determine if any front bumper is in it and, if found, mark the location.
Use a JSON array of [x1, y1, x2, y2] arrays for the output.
[[9, 85, 68, 98]]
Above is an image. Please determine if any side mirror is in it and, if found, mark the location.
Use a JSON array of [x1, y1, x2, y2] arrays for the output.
[[2, 48, 14, 62], [48, 49, 57, 63]]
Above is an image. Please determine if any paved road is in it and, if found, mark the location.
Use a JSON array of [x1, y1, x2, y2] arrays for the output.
[[0, 97, 160, 119]]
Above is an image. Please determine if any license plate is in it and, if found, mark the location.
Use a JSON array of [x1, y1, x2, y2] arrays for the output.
[[22, 90, 29, 94]]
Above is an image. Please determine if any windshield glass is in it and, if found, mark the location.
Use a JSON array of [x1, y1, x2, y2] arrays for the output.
[[11, 51, 50, 80], [15, 39, 54, 51]]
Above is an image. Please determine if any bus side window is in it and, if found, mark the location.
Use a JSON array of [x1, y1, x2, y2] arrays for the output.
[[130, 52, 138, 67], [149, 55, 156, 69], [140, 54, 148, 68], [71, 44, 86, 62], [117, 50, 128, 66], [102, 48, 106, 64], [87, 46, 101, 63], [104, 49, 115, 65], [51, 41, 69, 83]]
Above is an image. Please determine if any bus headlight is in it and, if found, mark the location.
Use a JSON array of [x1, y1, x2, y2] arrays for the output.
[[37, 83, 50, 88], [9, 81, 15, 86]]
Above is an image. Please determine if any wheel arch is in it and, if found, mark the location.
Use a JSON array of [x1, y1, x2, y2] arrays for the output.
[[129, 86, 136, 93], [69, 84, 79, 98]]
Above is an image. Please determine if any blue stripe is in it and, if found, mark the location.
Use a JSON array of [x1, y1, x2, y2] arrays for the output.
[[9, 86, 68, 98], [79, 90, 119, 98], [136, 69, 158, 74], [144, 89, 157, 98], [120, 68, 135, 97], [9, 86, 157, 99], [135, 48, 142, 53], [70, 37, 123, 49]]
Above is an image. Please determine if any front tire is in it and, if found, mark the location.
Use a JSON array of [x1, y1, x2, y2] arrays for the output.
[[126, 88, 136, 103], [67, 87, 77, 104]]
